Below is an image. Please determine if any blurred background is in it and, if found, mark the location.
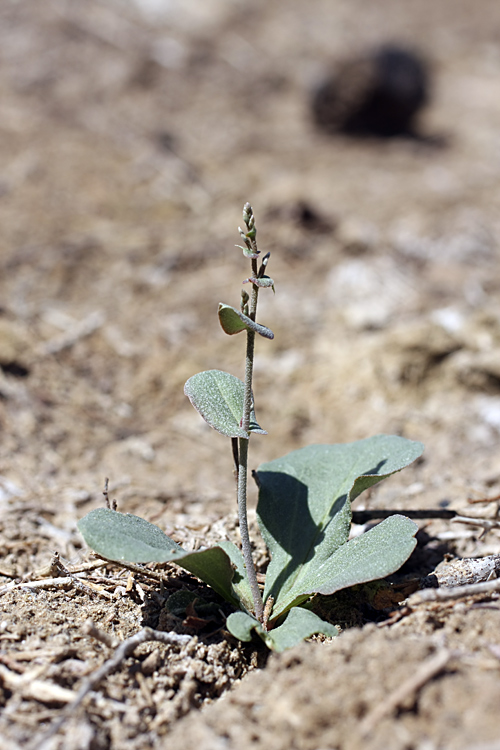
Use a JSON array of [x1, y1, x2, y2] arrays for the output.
[[1, 0, 500, 547]]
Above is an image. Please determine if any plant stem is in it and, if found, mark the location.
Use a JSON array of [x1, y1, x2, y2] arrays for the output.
[[237, 244, 264, 621], [241, 265, 258, 433], [237, 436, 263, 621]]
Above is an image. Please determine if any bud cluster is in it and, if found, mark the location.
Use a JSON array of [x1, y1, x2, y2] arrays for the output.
[[237, 202, 260, 259]]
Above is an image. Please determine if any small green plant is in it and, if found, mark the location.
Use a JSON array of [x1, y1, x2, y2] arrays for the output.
[[78, 203, 423, 652]]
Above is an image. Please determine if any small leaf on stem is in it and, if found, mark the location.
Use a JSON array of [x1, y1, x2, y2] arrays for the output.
[[243, 276, 275, 291], [236, 245, 259, 259], [218, 303, 274, 339], [184, 369, 267, 437]]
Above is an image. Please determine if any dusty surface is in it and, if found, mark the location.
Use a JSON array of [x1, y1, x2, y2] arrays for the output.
[[1, 1, 500, 748]]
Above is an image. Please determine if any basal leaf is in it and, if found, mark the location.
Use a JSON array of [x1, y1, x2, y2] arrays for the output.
[[78, 507, 183, 561], [256, 435, 424, 620], [178, 546, 244, 607], [264, 607, 338, 652], [184, 369, 266, 438], [226, 611, 263, 642], [226, 607, 338, 652], [217, 540, 254, 613], [302, 514, 418, 598], [218, 303, 274, 339], [77, 508, 244, 608]]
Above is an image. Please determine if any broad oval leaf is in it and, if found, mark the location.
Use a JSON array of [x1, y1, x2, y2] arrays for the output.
[[78, 507, 183, 562], [218, 303, 274, 339], [256, 435, 424, 620], [184, 369, 266, 437], [77, 508, 245, 608]]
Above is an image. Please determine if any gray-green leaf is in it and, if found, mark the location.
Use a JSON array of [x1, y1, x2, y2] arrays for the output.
[[226, 607, 338, 652], [218, 303, 274, 339], [184, 369, 266, 438], [77, 508, 245, 609], [235, 245, 259, 259], [265, 607, 338, 651], [299, 514, 418, 598], [243, 276, 275, 292], [256, 435, 424, 620], [217, 540, 254, 613]]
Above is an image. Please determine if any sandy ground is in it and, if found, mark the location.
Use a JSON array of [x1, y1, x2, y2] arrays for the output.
[[1, 1, 500, 748]]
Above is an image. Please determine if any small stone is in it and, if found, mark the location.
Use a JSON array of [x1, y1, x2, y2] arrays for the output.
[[311, 44, 430, 137]]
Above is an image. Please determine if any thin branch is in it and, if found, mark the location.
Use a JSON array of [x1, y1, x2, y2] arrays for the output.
[[360, 648, 454, 735], [0, 663, 76, 705], [408, 576, 500, 604], [93, 554, 178, 584], [36, 310, 105, 357], [452, 515, 500, 533], [351, 509, 457, 524], [30, 625, 192, 750], [467, 492, 500, 505], [0, 575, 113, 599]]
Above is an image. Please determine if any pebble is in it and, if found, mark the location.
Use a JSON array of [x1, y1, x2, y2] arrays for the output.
[[311, 44, 430, 136]]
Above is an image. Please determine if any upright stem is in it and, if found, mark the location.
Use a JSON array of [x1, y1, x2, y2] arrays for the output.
[[237, 255, 264, 622], [241, 261, 258, 432], [237, 437, 263, 621]]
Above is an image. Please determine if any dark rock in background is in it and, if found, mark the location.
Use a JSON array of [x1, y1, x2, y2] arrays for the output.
[[311, 44, 430, 137]]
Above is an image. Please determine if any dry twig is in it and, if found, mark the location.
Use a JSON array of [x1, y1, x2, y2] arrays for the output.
[[67, 559, 109, 575], [94, 554, 180, 585], [360, 648, 454, 735], [31, 624, 192, 750], [0, 553, 115, 598], [467, 492, 500, 505], [0, 575, 112, 599], [351, 508, 456, 524], [37, 310, 105, 356], [0, 663, 76, 704], [408, 576, 500, 604], [452, 515, 500, 536]]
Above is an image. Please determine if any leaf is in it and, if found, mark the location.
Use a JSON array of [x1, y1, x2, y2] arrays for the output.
[[264, 607, 338, 652], [226, 611, 263, 642], [226, 607, 338, 652], [299, 514, 418, 598], [78, 507, 183, 561], [184, 370, 266, 438], [77, 508, 244, 608], [243, 276, 275, 292], [256, 435, 424, 620], [235, 245, 259, 259], [217, 540, 254, 613], [218, 303, 274, 340]]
